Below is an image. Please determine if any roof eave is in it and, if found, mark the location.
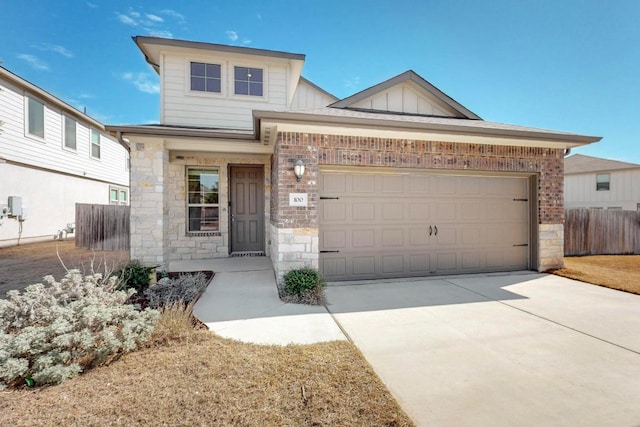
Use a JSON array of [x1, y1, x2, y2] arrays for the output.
[[253, 110, 602, 146]]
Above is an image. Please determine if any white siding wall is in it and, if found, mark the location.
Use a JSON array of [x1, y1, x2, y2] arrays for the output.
[[0, 162, 126, 246], [350, 83, 460, 116], [0, 76, 129, 186], [161, 53, 290, 130], [290, 79, 336, 110], [564, 170, 640, 211]]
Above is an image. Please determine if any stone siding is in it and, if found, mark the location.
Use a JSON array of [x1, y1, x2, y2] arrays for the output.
[[538, 223, 564, 271], [166, 153, 270, 261], [270, 224, 319, 282], [129, 139, 168, 266]]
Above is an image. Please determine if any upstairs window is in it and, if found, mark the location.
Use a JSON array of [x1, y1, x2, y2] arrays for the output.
[[90, 129, 101, 159], [187, 168, 219, 233], [27, 97, 45, 138], [234, 66, 263, 96], [190, 62, 221, 93], [64, 116, 77, 150], [596, 173, 610, 191]]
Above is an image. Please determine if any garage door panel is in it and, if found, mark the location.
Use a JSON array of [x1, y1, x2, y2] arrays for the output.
[[382, 203, 404, 220], [382, 229, 404, 247], [322, 173, 346, 194], [382, 255, 404, 274], [353, 256, 376, 275], [320, 170, 530, 281], [353, 203, 376, 221], [352, 229, 375, 248], [352, 174, 376, 193]]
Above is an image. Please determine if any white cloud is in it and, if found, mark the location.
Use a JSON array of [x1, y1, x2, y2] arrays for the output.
[[145, 29, 173, 38], [86, 2, 98, 8], [256, 13, 262, 20], [78, 93, 94, 99], [242, 39, 252, 45], [121, 72, 159, 94], [146, 14, 163, 23], [226, 30, 239, 41], [117, 13, 137, 26], [130, 11, 141, 18], [33, 43, 74, 58], [160, 9, 186, 25], [17, 54, 49, 71]]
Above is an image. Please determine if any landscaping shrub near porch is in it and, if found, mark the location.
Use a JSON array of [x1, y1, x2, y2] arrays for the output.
[[281, 267, 326, 305], [0, 271, 158, 389]]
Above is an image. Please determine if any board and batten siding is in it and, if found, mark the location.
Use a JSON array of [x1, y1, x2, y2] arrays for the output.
[[564, 170, 640, 211], [0, 76, 129, 187], [161, 53, 290, 130], [350, 82, 461, 117], [290, 79, 336, 110]]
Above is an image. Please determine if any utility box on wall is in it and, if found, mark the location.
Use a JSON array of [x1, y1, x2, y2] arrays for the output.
[[8, 196, 22, 217]]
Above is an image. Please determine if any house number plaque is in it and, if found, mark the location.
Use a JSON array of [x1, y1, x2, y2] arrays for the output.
[[289, 193, 308, 207]]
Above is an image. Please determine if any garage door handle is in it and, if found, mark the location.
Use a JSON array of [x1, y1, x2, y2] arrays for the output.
[[434, 226, 438, 236], [429, 226, 433, 236], [320, 250, 340, 253]]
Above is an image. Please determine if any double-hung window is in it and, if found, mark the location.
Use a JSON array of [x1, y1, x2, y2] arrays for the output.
[[64, 116, 77, 150], [596, 173, 610, 191], [110, 187, 128, 205], [187, 168, 219, 232], [234, 66, 263, 96], [190, 62, 221, 93], [27, 97, 45, 138], [90, 129, 101, 159]]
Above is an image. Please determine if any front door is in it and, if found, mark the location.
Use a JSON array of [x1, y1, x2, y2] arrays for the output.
[[230, 165, 264, 253]]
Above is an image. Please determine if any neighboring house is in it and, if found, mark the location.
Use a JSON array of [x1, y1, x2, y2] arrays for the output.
[[564, 154, 640, 211], [0, 66, 130, 247], [107, 36, 600, 282]]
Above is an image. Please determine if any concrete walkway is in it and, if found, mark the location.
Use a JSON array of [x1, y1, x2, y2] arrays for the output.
[[182, 257, 346, 345], [325, 272, 640, 427]]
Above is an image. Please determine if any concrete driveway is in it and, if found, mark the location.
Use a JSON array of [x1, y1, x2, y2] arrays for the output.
[[325, 272, 640, 427]]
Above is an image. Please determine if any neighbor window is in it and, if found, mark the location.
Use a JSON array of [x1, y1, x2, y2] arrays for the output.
[[596, 173, 610, 191], [190, 62, 221, 93], [64, 116, 76, 150], [110, 187, 128, 205], [27, 97, 45, 138], [90, 129, 101, 159], [234, 66, 263, 96], [187, 168, 219, 232]]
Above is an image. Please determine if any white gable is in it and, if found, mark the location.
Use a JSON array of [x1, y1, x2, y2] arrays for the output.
[[349, 81, 463, 117], [290, 78, 337, 110]]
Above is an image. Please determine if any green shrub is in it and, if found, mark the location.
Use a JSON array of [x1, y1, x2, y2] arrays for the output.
[[282, 267, 326, 305], [117, 260, 153, 292], [0, 271, 159, 389]]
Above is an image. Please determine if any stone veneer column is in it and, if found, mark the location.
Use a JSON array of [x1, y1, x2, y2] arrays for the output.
[[538, 224, 564, 271], [129, 138, 168, 267]]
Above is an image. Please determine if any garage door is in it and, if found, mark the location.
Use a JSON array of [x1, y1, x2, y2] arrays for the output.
[[319, 168, 530, 281]]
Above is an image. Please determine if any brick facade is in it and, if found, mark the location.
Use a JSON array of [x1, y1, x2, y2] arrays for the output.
[[270, 131, 566, 276]]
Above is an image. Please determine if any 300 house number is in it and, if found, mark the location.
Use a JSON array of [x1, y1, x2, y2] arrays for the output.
[[289, 193, 308, 207]]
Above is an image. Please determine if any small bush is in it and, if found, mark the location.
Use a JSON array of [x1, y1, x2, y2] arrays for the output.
[[282, 267, 326, 305], [144, 272, 209, 309], [117, 260, 153, 292], [0, 271, 159, 389], [147, 302, 208, 347]]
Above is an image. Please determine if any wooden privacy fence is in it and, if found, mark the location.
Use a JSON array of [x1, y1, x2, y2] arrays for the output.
[[565, 209, 640, 256], [75, 203, 130, 251]]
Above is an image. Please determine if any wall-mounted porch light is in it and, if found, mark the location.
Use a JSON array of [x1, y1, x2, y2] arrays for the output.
[[294, 159, 305, 182]]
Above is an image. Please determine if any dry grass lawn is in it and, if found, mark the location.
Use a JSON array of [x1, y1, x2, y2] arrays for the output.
[[0, 307, 414, 427], [553, 255, 640, 294]]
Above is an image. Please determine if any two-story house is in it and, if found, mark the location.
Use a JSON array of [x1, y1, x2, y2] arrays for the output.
[[0, 66, 130, 247], [565, 154, 640, 211], [107, 36, 600, 282]]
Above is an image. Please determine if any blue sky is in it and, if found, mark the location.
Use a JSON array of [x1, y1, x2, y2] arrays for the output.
[[2, 1, 639, 162]]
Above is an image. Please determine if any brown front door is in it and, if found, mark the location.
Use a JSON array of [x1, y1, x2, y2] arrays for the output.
[[230, 165, 264, 253]]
